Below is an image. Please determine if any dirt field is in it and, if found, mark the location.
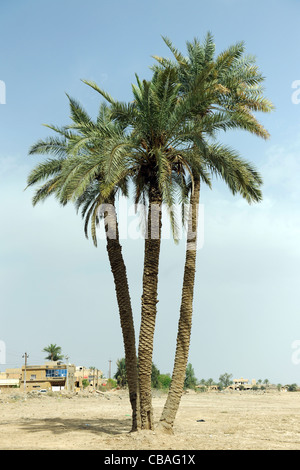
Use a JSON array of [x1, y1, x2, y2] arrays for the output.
[[0, 388, 300, 450]]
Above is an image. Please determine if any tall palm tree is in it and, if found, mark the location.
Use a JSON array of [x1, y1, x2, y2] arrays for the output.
[[83, 67, 215, 429], [43, 343, 64, 362], [154, 34, 274, 433], [88, 45, 270, 430], [26, 97, 140, 431]]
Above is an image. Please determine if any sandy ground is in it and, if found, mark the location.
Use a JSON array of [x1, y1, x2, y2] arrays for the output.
[[0, 388, 300, 450]]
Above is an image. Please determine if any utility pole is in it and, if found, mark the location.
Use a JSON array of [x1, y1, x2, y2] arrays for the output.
[[108, 359, 112, 380], [65, 355, 69, 391], [22, 352, 29, 392]]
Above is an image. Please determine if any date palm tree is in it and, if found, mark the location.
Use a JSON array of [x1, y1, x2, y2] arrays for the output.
[[85, 38, 272, 429], [43, 343, 64, 362], [83, 66, 216, 429], [153, 34, 274, 433], [27, 34, 273, 434], [27, 69, 203, 430], [26, 97, 140, 431]]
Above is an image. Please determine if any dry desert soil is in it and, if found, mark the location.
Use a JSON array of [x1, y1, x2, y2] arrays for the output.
[[0, 388, 300, 450]]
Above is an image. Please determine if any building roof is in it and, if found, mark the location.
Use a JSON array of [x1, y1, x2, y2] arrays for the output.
[[0, 379, 19, 386]]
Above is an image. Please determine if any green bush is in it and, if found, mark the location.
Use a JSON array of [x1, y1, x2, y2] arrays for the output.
[[157, 374, 172, 389], [106, 378, 117, 389], [287, 383, 298, 392], [82, 379, 89, 388]]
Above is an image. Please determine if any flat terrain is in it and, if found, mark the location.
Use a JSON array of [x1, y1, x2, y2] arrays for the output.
[[1, 389, 300, 450]]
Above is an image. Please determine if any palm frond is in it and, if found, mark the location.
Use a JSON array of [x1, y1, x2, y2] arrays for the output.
[[81, 79, 116, 104]]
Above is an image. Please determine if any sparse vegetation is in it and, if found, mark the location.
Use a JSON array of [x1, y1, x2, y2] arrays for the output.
[[218, 373, 233, 390], [106, 378, 118, 389], [114, 358, 127, 388], [82, 379, 89, 388], [287, 383, 298, 392], [157, 374, 172, 390]]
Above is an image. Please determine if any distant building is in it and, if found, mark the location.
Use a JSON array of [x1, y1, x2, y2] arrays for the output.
[[227, 377, 256, 390], [20, 362, 76, 392], [0, 363, 103, 392], [0, 378, 20, 389], [0, 368, 22, 390], [75, 366, 103, 390]]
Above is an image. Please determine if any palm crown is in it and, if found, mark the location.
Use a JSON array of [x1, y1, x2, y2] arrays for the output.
[[27, 97, 131, 245], [151, 33, 274, 201]]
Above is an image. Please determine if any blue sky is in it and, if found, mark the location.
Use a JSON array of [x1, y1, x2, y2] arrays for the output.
[[1, 0, 300, 384]]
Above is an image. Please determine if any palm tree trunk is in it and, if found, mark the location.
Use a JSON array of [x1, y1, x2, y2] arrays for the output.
[[138, 183, 162, 430], [104, 198, 140, 431], [157, 177, 200, 434]]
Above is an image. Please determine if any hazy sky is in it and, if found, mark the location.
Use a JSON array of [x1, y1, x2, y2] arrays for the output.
[[1, 0, 300, 385]]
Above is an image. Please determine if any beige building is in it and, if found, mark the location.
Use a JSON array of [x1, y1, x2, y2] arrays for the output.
[[0, 363, 103, 392], [75, 366, 103, 389], [20, 362, 76, 392], [0, 368, 22, 390], [227, 377, 256, 390], [0, 368, 22, 380], [0, 378, 20, 388]]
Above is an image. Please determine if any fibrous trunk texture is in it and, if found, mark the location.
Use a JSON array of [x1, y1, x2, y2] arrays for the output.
[[104, 199, 140, 431], [138, 184, 162, 430], [158, 178, 200, 433]]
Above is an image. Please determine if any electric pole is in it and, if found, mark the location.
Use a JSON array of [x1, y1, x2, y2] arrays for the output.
[[108, 359, 112, 380], [65, 355, 69, 391], [22, 352, 29, 392]]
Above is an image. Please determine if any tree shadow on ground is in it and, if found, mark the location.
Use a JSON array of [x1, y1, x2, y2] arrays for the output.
[[18, 417, 132, 436]]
